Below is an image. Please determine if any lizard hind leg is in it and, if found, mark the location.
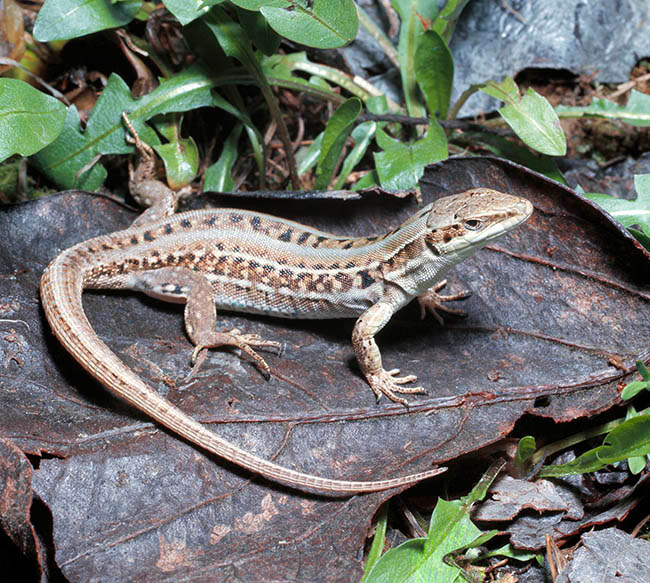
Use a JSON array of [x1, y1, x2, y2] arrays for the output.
[[128, 267, 281, 378]]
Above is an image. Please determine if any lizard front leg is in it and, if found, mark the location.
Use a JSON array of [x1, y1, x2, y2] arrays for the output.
[[352, 299, 426, 406], [128, 267, 281, 377]]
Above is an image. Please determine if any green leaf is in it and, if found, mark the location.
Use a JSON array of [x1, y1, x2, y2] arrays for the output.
[[415, 30, 454, 119], [315, 97, 362, 190], [460, 460, 504, 507], [392, 0, 435, 118], [540, 448, 603, 477], [625, 406, 649, 474], [152, 136, 199, 189], [366, 463, 502, 582], [357, 5, 398, 67], [540, 415, 650, 477], [514, 436, 537, 474], [334, 121, 376, 189], [230, 0, 288, 9], [481, 78, 566, 156], [203, 6, 299, 186], [639, 360, 650, 381], [352, 169, 379, 190], [33, 0, 142, 42], [261, 52, 353, 102], [0, 79, 66, 162], [367, 500, 484, 583], [204, 123, 243, 192], [629, 227, 650, 251], [364, 537, 427, 583], [627, 455, 646, 474], [32, 67, 226, 190], [366, 499, 494, 582], [296, 132, 324, 175], [621, 381, 649, 401], [374, 119, 448, 191], [621, 361, 650, 400], [556, 90, 650, 127], [480, 544, 542, 565], [150, 116, 199, 189], [236, 7, 282, 55], [162, 0, 216, 25], [585, 174, 650, 238], [362, 505, 388, 581], [432, 0, 472, 42], [231, 0, 358, 49], [466, 131, 566, 184]]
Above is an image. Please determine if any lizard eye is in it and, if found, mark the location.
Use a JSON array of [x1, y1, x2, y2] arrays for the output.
[[464, 219, 482, 230]]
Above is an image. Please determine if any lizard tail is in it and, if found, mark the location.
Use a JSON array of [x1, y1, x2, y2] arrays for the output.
[[40, 246, 445, 494]]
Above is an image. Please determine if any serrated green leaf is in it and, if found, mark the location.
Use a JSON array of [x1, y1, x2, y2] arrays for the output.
[[598, 416, 650, 462], [0, 79, 66, 162], [540, 415, 650, 477], [481, 544, 542, 565], [315, 97, 362, 189], [374, 119, 447, 191], [556, 90, 650, 127], [540, 448, 603, 477], [33, 0, 142, 42], [366, 464, 501, 582], [585, 174, 650, 237], [366, 498, 490, 582], [32, 67, 227, 190], [415, 30, 454, 119], [204, 123, 243, 192], [481, 79, 566, 156]]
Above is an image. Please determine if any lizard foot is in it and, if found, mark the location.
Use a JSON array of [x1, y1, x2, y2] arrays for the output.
[[417, 279, 472, 325], [366, 368, 426, 406], [190, 328, 282, 379]]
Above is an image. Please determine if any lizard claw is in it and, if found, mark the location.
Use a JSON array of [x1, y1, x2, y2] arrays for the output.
[[367, 368, 426, 406], [417, 279, 472, 325], [190, 329, 281, 379]]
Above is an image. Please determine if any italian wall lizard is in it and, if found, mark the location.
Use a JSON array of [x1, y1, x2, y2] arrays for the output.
[[40, 119, 533, 493]]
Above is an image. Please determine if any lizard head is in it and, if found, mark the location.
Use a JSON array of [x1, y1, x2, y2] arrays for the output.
[[424, 188, 533, 259]]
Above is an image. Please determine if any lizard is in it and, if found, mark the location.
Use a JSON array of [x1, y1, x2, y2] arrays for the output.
[[39, 116, 533, 494]]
